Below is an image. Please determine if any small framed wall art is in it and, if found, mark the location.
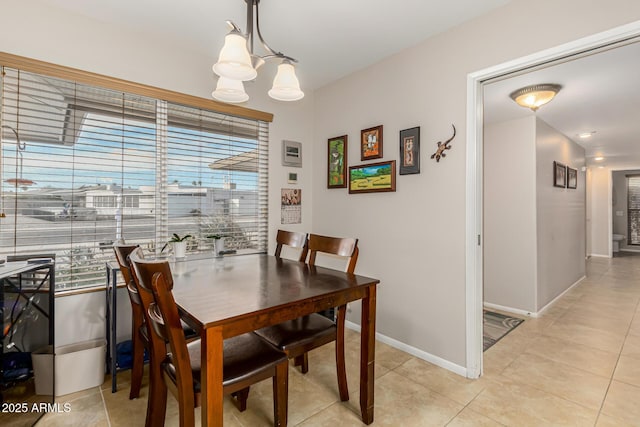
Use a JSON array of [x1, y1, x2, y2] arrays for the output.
[[567, 167, 577, 189], [282, 140, 302, 167], [399, 126, 420, 175], [348, 160, 396, 194], [360, 125, 383, 160], [553, 161, 566, 188], [327, 135, 348, 188]]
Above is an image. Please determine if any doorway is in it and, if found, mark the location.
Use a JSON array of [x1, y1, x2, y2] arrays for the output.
[[465, 21, 640, 379]]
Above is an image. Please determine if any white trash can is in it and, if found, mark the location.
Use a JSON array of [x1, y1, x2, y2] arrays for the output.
[[32, 339, 106, 396]]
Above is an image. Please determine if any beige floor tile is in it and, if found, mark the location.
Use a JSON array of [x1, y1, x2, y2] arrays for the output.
[[37, 388, 108, 427], [501, 353, 610, 409], [621, 332, 640, 360], [344, 371, 464, 427], [526, 335, 618, 378], [595, 413, 639, 427], [601, 380, 640, 425], [296, 402, 369, 427], [446, 407, 505, 427], [542, 321, 626, 354], [467, 379, 598, 426], [394, 358, 494, 406], [613, 354, 640, 387]]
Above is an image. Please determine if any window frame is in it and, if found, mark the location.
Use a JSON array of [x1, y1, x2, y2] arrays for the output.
[[0, 53, 273, 295]]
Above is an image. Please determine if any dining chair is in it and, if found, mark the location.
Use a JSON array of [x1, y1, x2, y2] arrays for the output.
[[130, 252, 289, 427], [256, 233, 359, 402], [113, 244, 148, 400], [274, 229, 308, 262]]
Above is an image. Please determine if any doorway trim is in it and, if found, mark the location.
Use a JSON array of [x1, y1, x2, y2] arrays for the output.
[[465, 20, 640, 379]]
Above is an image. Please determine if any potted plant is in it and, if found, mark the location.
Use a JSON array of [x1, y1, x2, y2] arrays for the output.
[[206, 234, 225, 256], [162, 233, 192, 259]]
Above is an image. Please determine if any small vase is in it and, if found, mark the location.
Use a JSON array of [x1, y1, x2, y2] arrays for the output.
[[173, 241, 187, 259], [214, 238, 225, 256]]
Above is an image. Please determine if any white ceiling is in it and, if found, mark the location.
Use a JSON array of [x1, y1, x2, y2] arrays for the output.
[[483, 41, 640, 169], [39, 0, 510, 90], [37, 0, 640, 169]]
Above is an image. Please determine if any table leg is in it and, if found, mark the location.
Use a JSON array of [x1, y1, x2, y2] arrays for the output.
[[110, 269, 118, 393], [360, 285, 376, 424], [201, 327, 224, 427]]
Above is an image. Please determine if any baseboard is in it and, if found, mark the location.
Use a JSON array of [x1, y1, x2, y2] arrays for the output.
[[483, 275, 586, 318], [344, 320, 468, 377], [621, 248, 640, 253], [589, 253, 611, 258], [535, 275, 586, 316], [482, 303, 534, 318]]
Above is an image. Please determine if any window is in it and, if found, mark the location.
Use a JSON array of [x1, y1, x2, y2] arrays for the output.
[[0, 65, 269, 292], [628, 175, 640, 245]]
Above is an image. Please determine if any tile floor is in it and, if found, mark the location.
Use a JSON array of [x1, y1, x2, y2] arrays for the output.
[[37, 255, 640, 426]]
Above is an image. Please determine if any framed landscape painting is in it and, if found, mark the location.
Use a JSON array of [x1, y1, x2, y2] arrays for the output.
[[328, 135, 348, 188], [349, 160, 396, 194]]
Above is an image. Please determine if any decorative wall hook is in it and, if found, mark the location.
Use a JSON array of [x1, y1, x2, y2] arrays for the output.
[[431, 124, 456, 162]]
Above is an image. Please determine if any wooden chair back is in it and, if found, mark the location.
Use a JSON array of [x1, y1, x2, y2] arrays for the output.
[[113, 244, 141, 305], [148, 271, 196, 411], [274, 230, 308, 262], [307, 233, 359, 273]]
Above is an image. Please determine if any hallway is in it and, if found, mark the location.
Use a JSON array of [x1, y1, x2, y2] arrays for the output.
[[37, 255, 640, 426]]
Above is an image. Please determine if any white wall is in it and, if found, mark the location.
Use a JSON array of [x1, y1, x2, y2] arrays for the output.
[[535, 119, 586, 309], [484, 117, 537, 313], [589, 167, 612, 257], [3, 0, 640, 371], [313, 0, 640, 368]]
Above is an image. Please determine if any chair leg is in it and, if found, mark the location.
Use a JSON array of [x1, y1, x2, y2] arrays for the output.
[[145, 343, 168, 427], [177, 389, 195, 427], [294, 353, 309, 374], [231, 387, 250, 412], [335, 304, 349, 401], [272, 360, 288, 427], [129, 315, 145, 399]]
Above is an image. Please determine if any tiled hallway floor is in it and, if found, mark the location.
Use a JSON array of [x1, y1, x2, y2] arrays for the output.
[[38, 256, 640, 426]]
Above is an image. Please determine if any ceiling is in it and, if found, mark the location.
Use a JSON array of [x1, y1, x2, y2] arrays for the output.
[[483, 41, 640, 170], [37, 1, 639, 170], [39, 0, 510, 90]]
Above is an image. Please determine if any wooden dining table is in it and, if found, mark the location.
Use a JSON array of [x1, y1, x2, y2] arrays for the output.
[[169, 254, 379, 426]]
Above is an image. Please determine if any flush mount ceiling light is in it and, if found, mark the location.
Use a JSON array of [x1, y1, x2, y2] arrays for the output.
[[578, 131, 596, 139], [509, 84, 562, 112], [212, 0, 303, 103]]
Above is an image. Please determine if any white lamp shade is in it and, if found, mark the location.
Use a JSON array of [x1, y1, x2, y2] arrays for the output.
[[212, 77, 249, 103], [212, 32, 257, 81], [268, 62, 304, 101]]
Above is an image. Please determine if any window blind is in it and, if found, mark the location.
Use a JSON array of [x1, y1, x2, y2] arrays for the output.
[[0, 67, 269, 291], [628, 176, 640, 245]]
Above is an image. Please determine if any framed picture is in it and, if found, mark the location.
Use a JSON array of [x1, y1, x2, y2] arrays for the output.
[[567, 167, 577, 189], [360, 125, 383, 160], [349, 160, 396, 194], [287, 172, 298, 184], [399, 127, 420, 175], [282, 140, 302, 167], [553, 161, 566, 188], [327, 135, 348, 188]]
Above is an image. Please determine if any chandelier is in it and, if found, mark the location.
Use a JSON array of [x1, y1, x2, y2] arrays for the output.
[[212, 0, 304, 103]]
